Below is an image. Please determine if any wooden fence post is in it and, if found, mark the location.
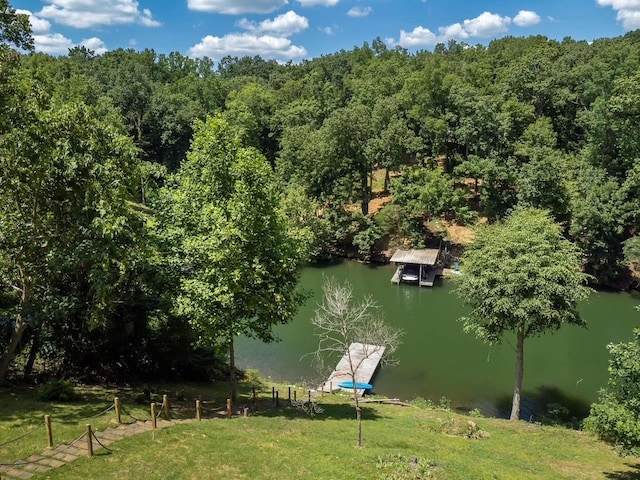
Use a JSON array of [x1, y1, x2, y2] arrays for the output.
[[271, 386, 275, 402], [151, 403, 157, 430], [243, 407, 249, 417], [308, 390, 311, 403], [226, 398, 232, 419], [86, 425, 93, 457], [162, 394, 170, 420], [329, 381, 333, 394], [293, 390, 297, 401], [288, 386, 291, 401], [253, 387, 257, 410], [196, 400, 202, 421], [114, 397, 122, 424], [276, 391, 279, 408], [45, 414, 53, 448]]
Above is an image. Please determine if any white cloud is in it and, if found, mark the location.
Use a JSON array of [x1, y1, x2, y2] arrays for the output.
[[297, 0, 339, 6], [33, 32, 74, 54], [399, 26, 438, 47], [237, 10, 309, 36], [462, 11, 511, 37], [139, 8, 160, 27], [188, 33, 307, 60], [188, 0, 288, 14], [16, 8, 108, 55], [394, 11, 514, 47], [513, 10, 541, 27], [38, 0, 160, 28], [81, 37, 108, 55], [347, 6, 372, 17], [438, 22, 468, 39], [598, 0, 640, 29], [321, 26, 335, 35]]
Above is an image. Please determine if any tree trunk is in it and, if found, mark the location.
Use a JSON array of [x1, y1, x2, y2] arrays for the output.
[[0, 315, 27, 385], [510, 326, 525, 421], [24, 323, 42, 379], [229, 333, 237, 401], [384, 167, 390, 193], [356, 405, 363, 448], [361, 170, 369, 216]]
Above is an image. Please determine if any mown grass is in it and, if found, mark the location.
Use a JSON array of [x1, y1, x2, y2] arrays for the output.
[[2, 381, 639, 479], [0, 379, 244, 464]]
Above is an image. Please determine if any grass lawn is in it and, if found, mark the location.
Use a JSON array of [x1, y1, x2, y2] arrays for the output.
[[1, 381, 639, 479]]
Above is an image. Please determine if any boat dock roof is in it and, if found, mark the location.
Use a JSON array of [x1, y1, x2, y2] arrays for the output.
[[390, 248, 440, 266]]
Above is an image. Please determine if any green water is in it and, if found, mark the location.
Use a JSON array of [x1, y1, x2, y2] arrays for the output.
[[237, 261, 640, 417]]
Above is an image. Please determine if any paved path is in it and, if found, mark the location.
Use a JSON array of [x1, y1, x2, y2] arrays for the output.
[[0, 418, 193, 479]]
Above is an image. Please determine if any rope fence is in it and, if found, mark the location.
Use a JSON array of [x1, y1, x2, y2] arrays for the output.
[[0, 383, 327, 469], [0, 422, 45, 448], [90, 429, 112, 452]]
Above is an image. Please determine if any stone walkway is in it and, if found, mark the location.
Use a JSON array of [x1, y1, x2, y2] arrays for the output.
[[0, 419, 193, 479]]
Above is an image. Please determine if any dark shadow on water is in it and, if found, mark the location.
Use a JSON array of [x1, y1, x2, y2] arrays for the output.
[[306, 258, 345, 269], [604, 463, 640, 479], [461, 385, 591, 427]]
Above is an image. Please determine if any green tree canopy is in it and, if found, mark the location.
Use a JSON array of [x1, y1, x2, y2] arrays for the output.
[[0, 97, 141, 384], [587, 326, 640, 455], [159, 115, 306, 398], [455, 208, 591, 420]]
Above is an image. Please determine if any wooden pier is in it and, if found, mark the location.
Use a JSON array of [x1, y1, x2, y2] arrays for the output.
[[319, 342, 385, 395], [419, 267, 443, 287]]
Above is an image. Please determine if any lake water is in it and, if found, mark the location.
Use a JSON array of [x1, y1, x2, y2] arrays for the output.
[[237, 261, 640, 418]]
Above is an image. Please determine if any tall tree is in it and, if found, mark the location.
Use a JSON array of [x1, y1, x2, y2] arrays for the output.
[[455, 208, 590, 420], [0, 99, 141, 384], [161, 115, 306, 399]]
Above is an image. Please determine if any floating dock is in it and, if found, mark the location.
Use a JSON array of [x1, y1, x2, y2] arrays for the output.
[[319, 342, 385, 395]]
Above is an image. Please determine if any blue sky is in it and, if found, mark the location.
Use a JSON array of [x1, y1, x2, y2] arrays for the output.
[[10, 0, 639, 61]]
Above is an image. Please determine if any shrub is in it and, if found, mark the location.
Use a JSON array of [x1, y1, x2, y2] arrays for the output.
[[376, 453, 437, 479], [585, 328, 640, 455], [410, 397, 434, 409], [38, 379, 78, 402], [438, 396, 451, 411]]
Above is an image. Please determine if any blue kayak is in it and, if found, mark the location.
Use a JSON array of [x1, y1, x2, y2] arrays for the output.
[[338, 381, 373, 390]]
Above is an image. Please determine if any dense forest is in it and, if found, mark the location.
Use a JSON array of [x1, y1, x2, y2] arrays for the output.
[[1, 0, 640, 386]]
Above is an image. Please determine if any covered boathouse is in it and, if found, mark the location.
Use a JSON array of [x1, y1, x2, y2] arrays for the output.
[[390, 248, 443, 287]]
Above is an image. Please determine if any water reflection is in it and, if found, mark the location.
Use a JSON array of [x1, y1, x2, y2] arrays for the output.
[[237, 262, 639, 418]]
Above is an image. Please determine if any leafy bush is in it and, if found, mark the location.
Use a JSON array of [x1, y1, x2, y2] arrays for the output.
[[353, 214, 383, 261], [242, 369, 264, 388], [537, 402, 578, 428], [376, 453, 437, 479], [585, 328, 640, 455], [438, 396, 451, 411], [38, 379, 78, 402], [410, 397, 435, 409], [468, 408, 484, 418]]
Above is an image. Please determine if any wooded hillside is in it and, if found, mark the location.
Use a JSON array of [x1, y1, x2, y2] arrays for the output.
[[2, 0, 640, 381]]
